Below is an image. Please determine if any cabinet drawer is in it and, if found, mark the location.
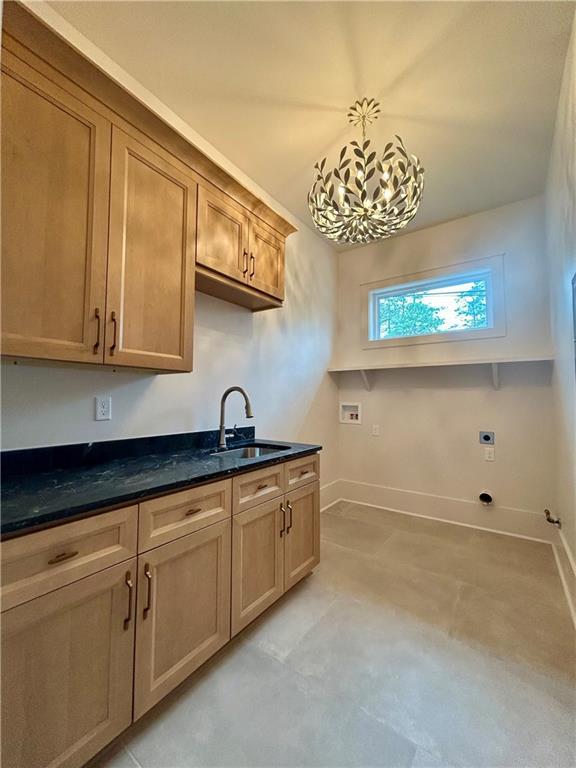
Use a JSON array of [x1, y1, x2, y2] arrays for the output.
[[138, 479, 231, 551], [1, 506, 138, 611], [232, 464, 286, 514], [285, 454, 320, 492]]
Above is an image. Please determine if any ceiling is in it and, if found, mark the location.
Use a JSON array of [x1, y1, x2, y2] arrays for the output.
[[47, 1, 575, 238]]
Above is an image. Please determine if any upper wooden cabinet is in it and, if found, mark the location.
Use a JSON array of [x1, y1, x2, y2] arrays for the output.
[[1, 56, 111, 364], [197, 185, 250, 284], [248, 220, 285, 300], [196, 183, 286, 309], [106, 127, 196, 371], [1, 4, 296, 371]]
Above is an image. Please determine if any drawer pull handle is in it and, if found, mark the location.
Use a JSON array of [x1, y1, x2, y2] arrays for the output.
[[110, 311, 118, 354], [48, 550, 78, 565], [286, 502, 293, 534], [93, 307, 101, 354], [124, 571, 133, 630], [185, 507, 202, 516], [257, 483, 268, 491], [280, 504, 286, 538], [143, 563, 152, 619], [299, 469, 309, 477]]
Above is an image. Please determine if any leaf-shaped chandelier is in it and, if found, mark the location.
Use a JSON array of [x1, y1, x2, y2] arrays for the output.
[[308, 97, 424, 245]]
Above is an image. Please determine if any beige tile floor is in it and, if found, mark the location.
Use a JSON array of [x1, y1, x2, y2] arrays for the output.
[[91, 502, 576, 768]]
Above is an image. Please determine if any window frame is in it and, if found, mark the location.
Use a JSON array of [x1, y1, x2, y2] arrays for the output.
[[362, 255, 506, 349]]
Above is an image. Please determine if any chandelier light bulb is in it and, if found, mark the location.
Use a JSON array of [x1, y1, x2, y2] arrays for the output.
[[308, 97, 424, 245]]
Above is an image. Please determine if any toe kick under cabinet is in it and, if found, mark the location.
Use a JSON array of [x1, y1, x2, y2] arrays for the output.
[[0, 452, 319, 768]]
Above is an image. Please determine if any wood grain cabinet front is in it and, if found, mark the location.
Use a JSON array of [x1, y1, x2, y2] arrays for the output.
[[232, 463, 286, 514], [197, 184, 250, 284], [1, 506, 138, 612], [1, 560, 136, 768], [231, 498, 285, 636], [248, 219, 285, 300], [138, 479, 232, 551], [285, 454, 320, 492], [1, 53, 111, 364], [133, 519, 231, 719], [284, 481, 320, 591], [106, 126, 197, 372]]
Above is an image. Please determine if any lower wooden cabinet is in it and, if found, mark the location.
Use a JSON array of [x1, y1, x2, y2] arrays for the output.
[[1, 560, 136, 768], [231, 480, 320, 636], [133, 519, 231, 718], [231, 498, 285, 636], [284, 482, 321, 591], [0, 459, 320, 767]]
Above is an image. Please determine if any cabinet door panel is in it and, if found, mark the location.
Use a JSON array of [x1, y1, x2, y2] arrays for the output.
[[284, 481, 320, 591], [1, 560, 135, 768], [106, 127, 196, 371], [134, 520, 231, 718], [197, 185, 250, 283], [231, 498, 285, 636], [248, 220, 285, 300], [1, 58, 110, 363]]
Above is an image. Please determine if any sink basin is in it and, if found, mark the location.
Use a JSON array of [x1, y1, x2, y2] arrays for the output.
[[210, 442, 290, 460]]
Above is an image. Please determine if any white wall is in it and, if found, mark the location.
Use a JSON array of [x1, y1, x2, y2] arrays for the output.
[[332, 198, 556, 540], [0, 5, 340, 486], [546, 11, 576, 562], [333, 197, 553, 370]]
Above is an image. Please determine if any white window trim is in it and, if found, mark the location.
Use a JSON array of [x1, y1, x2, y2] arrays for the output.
[[361, 254, 507, 350]]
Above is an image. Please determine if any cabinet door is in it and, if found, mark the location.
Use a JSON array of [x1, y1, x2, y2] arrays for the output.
[[231, 498, 285, 636], [284, 481, 320, 591], [1, 560, 135, 768], [1, 57, 110, 363], [134, 520, 231, 719], [248, 219, 285, 300], [106, 127, 196, 371], [197, 185, 250, 283]]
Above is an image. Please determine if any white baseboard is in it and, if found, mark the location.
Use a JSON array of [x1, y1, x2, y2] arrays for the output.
[[320, 478, 558, 543], [555, 530, 576, 629], [319, 480, 342, 512]]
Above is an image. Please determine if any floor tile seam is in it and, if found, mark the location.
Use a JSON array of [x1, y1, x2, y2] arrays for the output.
[[453, 579, 574, 622]]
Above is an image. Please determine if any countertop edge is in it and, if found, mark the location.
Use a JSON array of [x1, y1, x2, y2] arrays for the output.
[[1, 444, 322, 539]]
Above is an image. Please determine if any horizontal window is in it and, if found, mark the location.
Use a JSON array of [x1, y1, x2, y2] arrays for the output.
[[363, 256, 506, 348]]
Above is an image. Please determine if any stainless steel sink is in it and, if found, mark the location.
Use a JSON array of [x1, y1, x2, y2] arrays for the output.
[[210, 442, 290, 460]]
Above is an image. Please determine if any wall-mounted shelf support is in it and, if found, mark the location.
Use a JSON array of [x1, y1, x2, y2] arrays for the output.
[[491, 363, 500, 390], [359, 370, 373, 391], [328, 356, 553, 391]]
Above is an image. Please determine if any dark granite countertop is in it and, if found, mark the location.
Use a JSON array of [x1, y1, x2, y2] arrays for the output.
[[1, 429, 321, 537]]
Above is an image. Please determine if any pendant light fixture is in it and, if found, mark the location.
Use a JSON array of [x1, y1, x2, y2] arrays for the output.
[[308, 98, 424, 245]]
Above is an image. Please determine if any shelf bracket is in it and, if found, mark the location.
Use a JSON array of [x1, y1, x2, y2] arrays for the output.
[[359, 370, 373, 391], [491, 363, 500, 390]]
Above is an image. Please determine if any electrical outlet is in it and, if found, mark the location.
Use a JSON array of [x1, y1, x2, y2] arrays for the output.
[[484, 446, 495, 462], [95, 396, 112, 421], [371, 424, 380, 437]]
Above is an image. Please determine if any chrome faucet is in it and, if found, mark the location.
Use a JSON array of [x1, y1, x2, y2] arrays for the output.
[[219, 387, 254, 449]]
